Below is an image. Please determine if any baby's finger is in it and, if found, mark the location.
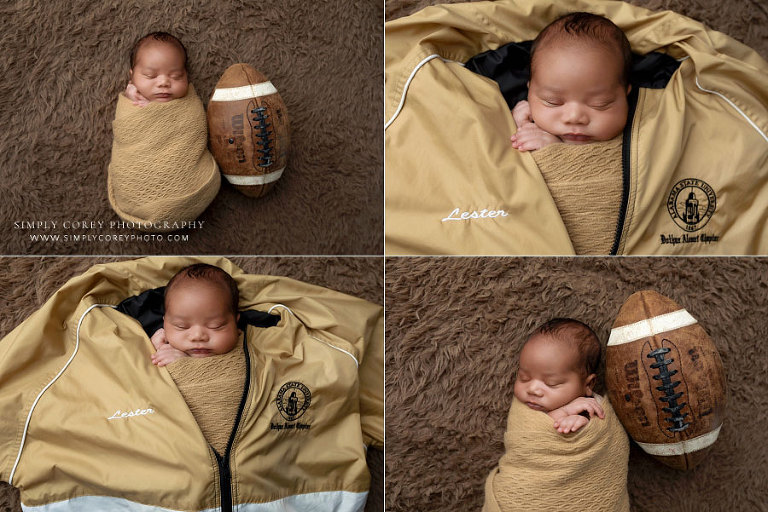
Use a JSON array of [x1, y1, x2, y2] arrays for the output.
[[588, 404, 605, 419], [517, 140, 540, 152]]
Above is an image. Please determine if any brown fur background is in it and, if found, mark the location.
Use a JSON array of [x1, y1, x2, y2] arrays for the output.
[[385, 257, 768, 511], [0, 256, 383, 512], [0, 0, 383, 255]]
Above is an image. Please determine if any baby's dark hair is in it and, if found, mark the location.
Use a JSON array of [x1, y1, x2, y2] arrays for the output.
[[164, 263, 239, 317], [129, 31, 188, 70], [530, 318, 601, 376], [530, 12, 632, 86]]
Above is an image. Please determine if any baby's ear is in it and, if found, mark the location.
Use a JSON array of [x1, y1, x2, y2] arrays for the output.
[[584, 373, 597, 395]]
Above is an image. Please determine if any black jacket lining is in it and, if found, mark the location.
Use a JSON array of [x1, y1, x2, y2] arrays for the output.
[[465, 40, 680, 110], [116, 287, 280, 338]]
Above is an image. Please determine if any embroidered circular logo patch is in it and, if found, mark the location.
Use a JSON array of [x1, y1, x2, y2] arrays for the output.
[[666, 178, 716, 232], [275, 381, 311, 421]]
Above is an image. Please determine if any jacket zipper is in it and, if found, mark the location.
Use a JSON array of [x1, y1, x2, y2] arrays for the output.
[[610, 86, 640, 255], [215, 326, 252, 512]]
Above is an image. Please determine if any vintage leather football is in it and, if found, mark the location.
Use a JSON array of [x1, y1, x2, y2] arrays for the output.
[[207, 63, 290, 198], [605, 290, 726, 470]]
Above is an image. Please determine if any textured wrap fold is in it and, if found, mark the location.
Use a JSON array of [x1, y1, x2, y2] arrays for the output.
[[483, 395, 630, 512], [107, 84, 220, 231], [530, 136, 624, 254], [166, 343, 247, 456]]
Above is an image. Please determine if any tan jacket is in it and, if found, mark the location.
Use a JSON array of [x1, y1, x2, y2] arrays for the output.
[[0, 257, 383, 511], [385, 0, 768, 255]]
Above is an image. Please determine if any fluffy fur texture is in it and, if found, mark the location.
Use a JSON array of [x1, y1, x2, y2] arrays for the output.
[[385, 257, 768, 511], [0, 0, 383, 254], [0, 256, 383, 512]]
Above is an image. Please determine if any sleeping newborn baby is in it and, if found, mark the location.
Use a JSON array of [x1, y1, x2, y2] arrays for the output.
[[107, 32, 219, 231], [483, 319, 630, 512], [510, 12, 632, 151], [513, 318, 604, 433], [125, 32, 189, 107], [149, 263, 244, 456], [507, 13, 633, 255], [150, 262, 240, 367]]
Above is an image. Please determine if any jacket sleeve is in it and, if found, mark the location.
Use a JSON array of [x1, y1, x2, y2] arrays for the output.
[[358, 306, 384, 448]]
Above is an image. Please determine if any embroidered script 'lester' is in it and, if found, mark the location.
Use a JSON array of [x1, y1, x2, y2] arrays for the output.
[[107, 407, 155, 420], [442, 207, 509, 222]]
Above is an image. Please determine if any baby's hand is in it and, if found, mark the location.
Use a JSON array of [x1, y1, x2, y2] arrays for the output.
[[125, 83, 149, 107], [150, 327, 168, 351], [511, 100, 534, 128], [151, 343, 188, 367], [510, 123, 562, 151], [510, 99, 561, 151], [553, 414, 590, 434], [562, 396, 605, 420]]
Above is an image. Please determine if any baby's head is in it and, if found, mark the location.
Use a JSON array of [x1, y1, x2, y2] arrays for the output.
[[163, 264, 240, 358], [527, 12, 632, 144], [129, 31, 189, 103], [514, 318, 601, 412]]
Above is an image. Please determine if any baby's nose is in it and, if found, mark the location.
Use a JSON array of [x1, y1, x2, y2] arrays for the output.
[[563, 104, 588, 124], [190, 326, 207, 340], [527, 384, 543, 396]]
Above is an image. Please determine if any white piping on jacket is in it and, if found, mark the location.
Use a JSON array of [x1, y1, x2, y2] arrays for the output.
[[9, 304, 116, 485], [384, 54, 463, 130], [695, 76, 768, 144], [267, 304, 359, 368]]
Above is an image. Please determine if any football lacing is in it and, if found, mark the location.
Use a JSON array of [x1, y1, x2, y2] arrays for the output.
[[251, 106, 274, 167], [647, 345, 690, 433]]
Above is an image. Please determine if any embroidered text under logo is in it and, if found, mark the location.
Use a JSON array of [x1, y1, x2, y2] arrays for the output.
[[442, 207, 509, 222], [107, 408, 155, 420]]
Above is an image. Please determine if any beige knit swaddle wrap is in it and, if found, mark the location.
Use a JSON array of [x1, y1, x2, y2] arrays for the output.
[[107, 84, 220, 231], [482, 395, 630, 512], [166, 346, 247, 455], [531, 137, 623, 254]]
